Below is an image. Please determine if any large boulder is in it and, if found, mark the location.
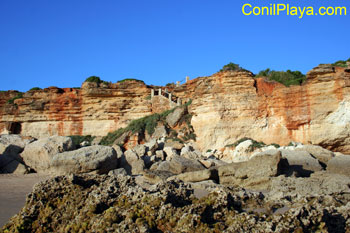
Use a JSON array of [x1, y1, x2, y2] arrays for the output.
[[163, 147, 179, 160], [150, 124, 168, 139], [166, 106, 185, 127], [327, 155, 350, 176], [133, 144, 147, 157], [295, 145, 334, 164], [156, 155, 205, 174], [0, 135, 34, 153], [164, 139, 184, 150], [119, 149, 145, 175], [144, 139, 158, 154], [21, 136, 75, 172], [0, 135, 34, 174], [50, 145, 117, 175], [167, 169, 218, 183], [181, 144, 202, 160], [218, 150, 282, 189], [269, 172, 350, 199], [279, 149, 323, 177]]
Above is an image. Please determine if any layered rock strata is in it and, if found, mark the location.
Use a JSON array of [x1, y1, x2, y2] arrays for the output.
[[1, 64, 350, 153]]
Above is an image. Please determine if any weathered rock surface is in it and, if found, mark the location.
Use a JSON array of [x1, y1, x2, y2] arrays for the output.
[[156, 156, 205, 174], [296, 144, 335, 164], [279, 149, 323, 177], [268, 171, 350, 200], [50, 145, 118, 175], [163, 147, 178, 160], [164, 139, 184, 150], [327, 154, 350, 176], [167, 169, 218, 183], [0, 135, 34, 174], [108, 168, 127, 176], [165, 106, 186, 127], [21, 136, 75, 172], [119, 150, 145, 175], [218, 150, 282, 188], [2, 174, 350, 233]]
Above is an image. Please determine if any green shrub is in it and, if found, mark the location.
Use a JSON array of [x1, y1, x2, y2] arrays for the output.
[[288, 142, 296, 146], [29, 87, 41, 91], [100, 112, 163, 146], [220, 62, 245, 72], [332, 58, 350, 68], [184, 99, 192, 107], [85, 76, 102, 83], [270, 143, 280, 148], [256, 69, 306, 87], [225, 137, 281, 152], [117, 79, 145, 84], [84, 76, 110, 85], [68, 135, 95, 147], [7, 92, 23, 104], [100, 128, 127, 146]]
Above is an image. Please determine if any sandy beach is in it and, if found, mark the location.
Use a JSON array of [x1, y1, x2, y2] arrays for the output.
[[0, 174, 50, 227]]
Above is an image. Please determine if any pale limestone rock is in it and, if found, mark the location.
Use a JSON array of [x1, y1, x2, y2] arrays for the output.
[[295, 144, 334, 164], [167, 169, 216, 183], [156, 156, 205, 174], [108, 168, 127, 176], [218, 150, 282, 188], [0, 135, 34, 174], [279, 149, 323, 177], [21, 136, 75, 173], [327, 154, 350, 176], [166, 106, 185, 127], [163, 147, 178, 161], [120, 149, 145, 175], [50, 145, 117, 175], [155, 150, 165, 161]]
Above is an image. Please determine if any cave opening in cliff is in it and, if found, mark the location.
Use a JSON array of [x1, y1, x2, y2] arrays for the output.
[[9, 122, 22, 134]]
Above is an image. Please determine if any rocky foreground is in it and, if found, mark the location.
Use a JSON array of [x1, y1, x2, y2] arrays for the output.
[[1, 132, 350, 232], [1, 172, 350, 232]]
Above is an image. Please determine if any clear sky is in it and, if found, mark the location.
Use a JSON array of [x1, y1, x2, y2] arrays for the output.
[[1, 0, 349, 91]]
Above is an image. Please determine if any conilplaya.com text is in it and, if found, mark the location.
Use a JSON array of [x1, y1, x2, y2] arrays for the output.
[[242, 3, 347, 18]]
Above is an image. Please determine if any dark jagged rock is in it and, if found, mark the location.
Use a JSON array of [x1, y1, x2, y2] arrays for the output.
[[2, 174, 350, 233]]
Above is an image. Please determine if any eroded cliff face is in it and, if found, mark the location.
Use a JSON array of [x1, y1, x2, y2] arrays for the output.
[[0, 81, 152, 138], [1, 64, 350, 153], [173, 64, 350, 153]]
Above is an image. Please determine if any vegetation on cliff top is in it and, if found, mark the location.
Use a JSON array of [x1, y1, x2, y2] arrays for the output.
[[85, 76, 110, 85], [332, 58, 350, 68], [256, 68, 306, 87], [28, 87, 42, 91], [117, 78, 145, 84], [219, 62, 248, 72]]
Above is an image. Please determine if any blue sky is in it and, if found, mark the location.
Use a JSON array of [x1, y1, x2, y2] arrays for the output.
[[1, 0, 349, 91]]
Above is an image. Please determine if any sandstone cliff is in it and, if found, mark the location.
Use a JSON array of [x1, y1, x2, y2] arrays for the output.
[[1, 64, 349, 153], [174, 64, 350, 153]]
